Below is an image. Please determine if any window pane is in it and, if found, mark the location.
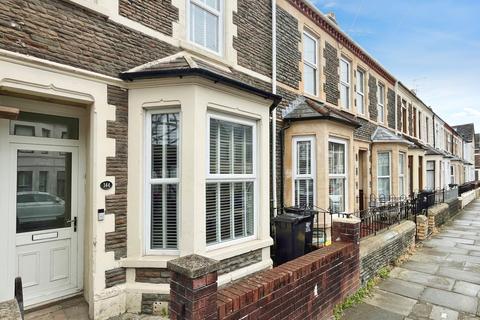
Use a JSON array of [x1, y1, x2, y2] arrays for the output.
[[378, 177, 390, 196], [151, 184, 178, 249], [329, 178, 345, 213], [303, 33, 316, 64], [295, 179, 313, 208], [210, 118, 253, 175], [17, 151, 72, 233], [304, 64, 316, 95], [329, 142, 345, 175], [205, 10, 219, 52], [399, 177, 405, 196], [399, 153, 405, 175], [378, 105, 384, 122], [10, 112, 79, 140], [190, 3, 219, 52], [297, 141, 311, 175], [151, 113, 179, 179], [356, 93, 364, 114], [340, 84, 349, 109], [356, 70, 364, 93], [340, 59, 349, 83], [206, 181, 254, 244], [377, 153, 390, 177]]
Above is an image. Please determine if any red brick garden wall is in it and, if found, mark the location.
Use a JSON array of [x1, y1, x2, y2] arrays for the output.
[[168, 218, 360, 320]]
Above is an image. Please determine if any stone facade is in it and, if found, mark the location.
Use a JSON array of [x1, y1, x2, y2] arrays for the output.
[[368, 74, 378, 121], [233, 0, 272, 78], [217, 249, 263, 276], [360, 221, 415, 284], [141, 293, 170, 315], [0, 0, 179, 78], [118, 0, 178, 36], [387, 88, 396, 129], [135, 268, 172, 284], [276, 6, 302, 89], [105, 267, 126, 288], [408, 103, 413, 135], [323, 42, 340, 106], [105, 85, 129, 260]]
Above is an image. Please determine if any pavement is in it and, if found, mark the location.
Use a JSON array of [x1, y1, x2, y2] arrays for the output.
[[343, 199, 480, 320]]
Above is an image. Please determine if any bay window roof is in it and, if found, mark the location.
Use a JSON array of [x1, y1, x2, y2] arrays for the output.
[[371, 127, 412, 146], [120, 52, 282, 109]]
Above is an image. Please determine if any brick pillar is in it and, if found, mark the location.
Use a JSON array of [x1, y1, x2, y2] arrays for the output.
[[167, 254, 219, 320], [332, 216, 361, 244]]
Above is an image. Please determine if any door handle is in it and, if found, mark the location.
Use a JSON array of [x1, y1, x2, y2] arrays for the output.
[[66, 217, 77, 232]]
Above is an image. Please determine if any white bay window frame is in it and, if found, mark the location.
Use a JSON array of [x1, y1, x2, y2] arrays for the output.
[[399, 152, 406, 197], [206, 113, 257, 250], [145, 110, 180, 255], [188, 0, 223, 55], [328, 138, 348, 213], [377, 151, 391, 198], [292, 136, 316, 208]]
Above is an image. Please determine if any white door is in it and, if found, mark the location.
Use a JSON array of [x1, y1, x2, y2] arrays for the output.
[[12, 143, 82, 307]]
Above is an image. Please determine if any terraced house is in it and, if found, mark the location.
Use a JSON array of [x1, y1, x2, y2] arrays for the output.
[[0, 0, 476, 319]]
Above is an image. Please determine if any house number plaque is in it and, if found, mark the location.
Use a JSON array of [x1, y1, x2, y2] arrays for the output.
[[100, 180, 113, 190]]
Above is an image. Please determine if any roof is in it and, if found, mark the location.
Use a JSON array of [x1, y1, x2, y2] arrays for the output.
[[372, 127, 413, 145], [402, 134, 427, 150], [283, 96, 361, 128], [452, 123, 475, 142], [425, 145, 444, 156], [119, 52, 282, 108]]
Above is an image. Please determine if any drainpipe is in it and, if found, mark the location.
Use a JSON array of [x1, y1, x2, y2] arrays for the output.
[[272, 0, 278, 217]]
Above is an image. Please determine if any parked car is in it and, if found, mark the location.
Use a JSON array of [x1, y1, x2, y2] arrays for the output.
[[16, 191, 65, 224]]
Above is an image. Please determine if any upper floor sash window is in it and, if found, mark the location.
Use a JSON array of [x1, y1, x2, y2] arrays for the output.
[[189, 0, 222, 54], [303, 32, 318, 96], [340, 58, 351, 109]]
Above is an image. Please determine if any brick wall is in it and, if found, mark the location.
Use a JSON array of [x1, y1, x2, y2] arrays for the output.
[[105, 85, 129, 260], [135, 268, 172, 284], [119, 0, 178, 36], [276, 6, 302, 89], [166, 219, 361, 320], [105, 267, 126, 288], [387, 88, 396, 129], [324, 42, 340, 106], [233, 0, 272, 78], [368, 74, 378, 122], [360, 221, 415, 284]]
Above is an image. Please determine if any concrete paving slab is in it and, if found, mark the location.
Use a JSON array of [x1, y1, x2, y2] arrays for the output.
[[402, 261, 440, 275], [421, 246, 470, 255], [377, 278, 426, 299], [363, 289, 417, 316], [434, 237, 476, 245], [456, 243, 480, 252], [420, 288, 478, 314], [342, 302, 404, 320], [453, 281, 480, 297], [446, 254, 480, 265], [437, 267, 480, 284], [409, 302, 433, 318], [429, 305, 459, 320], [390, 268, 455, 291], [424, 239, 461, 247]]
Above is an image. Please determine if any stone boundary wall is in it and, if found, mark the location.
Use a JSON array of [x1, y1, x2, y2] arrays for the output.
[[360, 221, 415, 285], [168, 218, 361, 320], [427, 203, 449, 233], [447, 199, 462, 219], [459, 189, 479, 208]]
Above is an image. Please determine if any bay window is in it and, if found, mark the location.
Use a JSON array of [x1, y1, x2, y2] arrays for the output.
[[340, 58, 351, 109], [329, 139, 347, 213], [377, 152, 391, 197], [399, 152, 406, 196], [189, 0, 222, 53], [356, 69, 365, 115], [303, 32, 318, 96], [377, 83, 385, 123], [206, 115, 255, 246], [146, 111, 179, 252], [293, 136, 315, 208]]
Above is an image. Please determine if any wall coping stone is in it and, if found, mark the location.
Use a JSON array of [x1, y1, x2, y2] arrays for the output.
[[167, 254, 219, 279], [416, 215, 428, 223], [332, 216, 361, 224], [428, 203, 449, 216], [360, 220, 415, 258]]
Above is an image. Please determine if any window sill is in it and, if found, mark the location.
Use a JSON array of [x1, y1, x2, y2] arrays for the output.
[[120, 255, 179, 269], [204, 238, 273, 261]]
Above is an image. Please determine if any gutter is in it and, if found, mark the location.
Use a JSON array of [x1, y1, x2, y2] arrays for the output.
[[120, 68, 282, 110]]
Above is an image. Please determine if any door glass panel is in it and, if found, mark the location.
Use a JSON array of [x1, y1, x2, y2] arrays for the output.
[[16, 150, 72, 233], [10, 112, 79, 140]]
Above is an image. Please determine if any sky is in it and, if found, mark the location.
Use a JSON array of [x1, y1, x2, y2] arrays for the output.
[[312, 0, 480, 131]]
